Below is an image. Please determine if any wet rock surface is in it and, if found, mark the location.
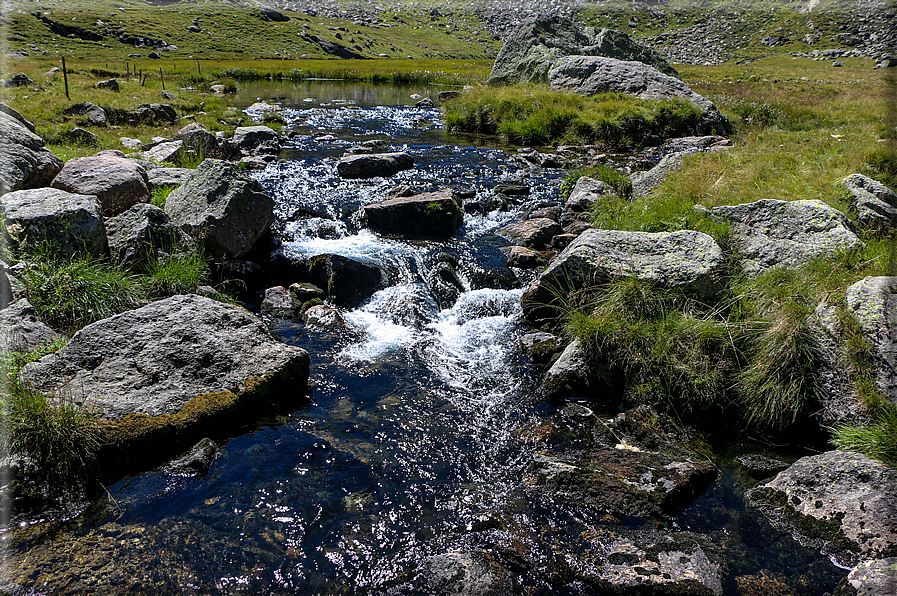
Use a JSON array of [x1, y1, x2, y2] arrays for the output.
[[166, 438, 220, 477], [710, 199, 863, 275], [305, 253, 382, 309], [337, 151, 414, 179], [0, 187, 106, 257], [362, 189, 463, 238], [746, 450, 897, 567]]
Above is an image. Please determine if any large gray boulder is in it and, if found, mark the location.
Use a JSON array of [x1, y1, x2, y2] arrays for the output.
[[710, 199, 863, 275], [521, 229, 726, 319], [362, 189, 463, 238], [337, 152, 414, 179], [175, 122, 227, 159], [548, 56, 730, 135], [51, 153, 150, 217], [0, 102, 35, 132], [105, 203, 190, 270], [164, 159, 274, 259], [841, 173, 897, 232], [488, 15, 677, 85], [0, 111, 63, 195], [0, 188, 105, 256], [0, 298, 62, 353], [746, 450, 897, 567], [20, 294, 309, 421], [846, 276, 897, 403]]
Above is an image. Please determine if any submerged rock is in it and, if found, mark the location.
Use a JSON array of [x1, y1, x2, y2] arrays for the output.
[[488, 15, 676, 85], [549, 57, 729, 135], [521, 228, 726, 320], [0, 187, 106, 257], [0, 111, 63, 195], [710, 199, 863, 275], [419, 550, 515, 596], [51, 152, 150, 217], [746, 450, 897, 567], [362, 189, 463, 239], [337, 152, 414, 179], [164, 159, 274, 259], [20, 294, 310, 471], [166, 438, 219, 477], [528, 446, 717, 519]]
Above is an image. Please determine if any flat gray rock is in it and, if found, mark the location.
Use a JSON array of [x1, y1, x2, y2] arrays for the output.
[[0, 187, 105, 257], [549, 56, 729, 135], [0, 111, 63, 195], [522, 228, 726, 319], [0, 298, 62, 353], [164, 159, 274, 259], [569, 528, 727, 596], [20, 294, 310, 421], [51, 153, 150, 217], [746, 450, 897, 567], [710, 199, 863, 274], [362, 189, 463, 238], [846, 276, 897, 403]]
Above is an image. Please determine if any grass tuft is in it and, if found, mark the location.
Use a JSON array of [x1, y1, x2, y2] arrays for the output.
[[142, 251, 210, 298], [19, 252, 144, 333]]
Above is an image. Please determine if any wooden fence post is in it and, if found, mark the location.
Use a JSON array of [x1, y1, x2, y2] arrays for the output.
[[62, 56, 69, 100]]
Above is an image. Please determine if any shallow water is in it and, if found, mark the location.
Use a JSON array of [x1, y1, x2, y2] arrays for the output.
[[2, 81, 844, 595]]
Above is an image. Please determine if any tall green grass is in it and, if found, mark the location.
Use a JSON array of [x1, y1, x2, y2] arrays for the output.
[[1, 340, 101, 496], [444, 86, 703, 147]]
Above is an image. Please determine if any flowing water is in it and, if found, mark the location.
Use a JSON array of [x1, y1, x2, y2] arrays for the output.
[[2, 81, 844, 595]]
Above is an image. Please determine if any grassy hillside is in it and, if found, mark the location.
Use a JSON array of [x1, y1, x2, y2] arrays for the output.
[[0, 0, 501, 63]]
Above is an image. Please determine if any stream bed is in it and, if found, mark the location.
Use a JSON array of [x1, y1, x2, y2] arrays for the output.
[[2, 81, 844, 595]]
